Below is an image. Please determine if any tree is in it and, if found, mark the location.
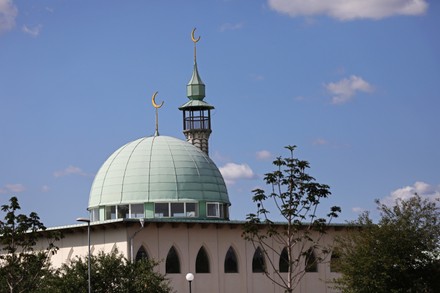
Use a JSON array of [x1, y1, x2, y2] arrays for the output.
[[0, 196, 61, 293], [51, 249, 173, 293], [334, 195, 440, 293], [242, 145, 341, 293]]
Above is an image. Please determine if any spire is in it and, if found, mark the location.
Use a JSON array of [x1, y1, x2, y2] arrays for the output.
[[187, 28, 205, 101], [151, 91, 164, 136], [179, 28, 214, 156]]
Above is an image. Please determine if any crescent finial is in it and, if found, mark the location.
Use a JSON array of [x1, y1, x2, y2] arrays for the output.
[[152, 91, 164, 109], [191, 28, 201, 43]]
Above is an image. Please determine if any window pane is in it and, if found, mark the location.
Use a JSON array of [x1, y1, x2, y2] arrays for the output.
[[91, 208, 99, 222], [252, 247, 266, 273], [196, 247, 210, 273], [186, 203, 197, 217], [105, 206, 116, 220], [171, 203, 185, 217], [224, 246, 238, 273], [131, 204, 144, 218], [305, 248, 318, 272], [330, 251, 340, 273], [117, 205, 129, 219], [166, 246, 180, 274], [136, 246, 149, 262], [207, 203, 219, 217], [155, 203, 169, 218], [279, 247, 289, 273]]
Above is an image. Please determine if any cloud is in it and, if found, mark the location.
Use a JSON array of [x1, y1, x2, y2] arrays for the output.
[[325, 75, 373, 104], [352, 207, 364, 213], [313, 138, 328, 146], [268, 0, 428, 21], [41, 185, 50, 192], [219, 163, 255, 184], [54, 165, 89, 178], [382, 181, 440, 205], [251, 74, 265, 81], [0, 183, 26, 194], [22, 24, 42, 37], [0, 0, 18, 34], [219, 22, 244, 32], [256, 150, 272, 161]]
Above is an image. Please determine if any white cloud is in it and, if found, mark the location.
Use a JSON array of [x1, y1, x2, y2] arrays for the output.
[[251, 74, 265, 81], [382, 181, 440, 205], [352, 207, 364, 213], [219, 163, 255, 184], [256, 150, 272, 161], [313, 138, 328, 146], [219, 22, 244, 32], [22, 24, 42, 37], [41, 185, 50, 192], [325, 75, 373, 104], [54, 165, 89, 178], [0, 183, 26, 194], [268, 0, 428, 21], [0, 0, 18, 34]]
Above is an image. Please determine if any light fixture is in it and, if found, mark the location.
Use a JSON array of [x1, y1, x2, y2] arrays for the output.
[[76, 217, 91, 293], [186, 272, 194, 293]]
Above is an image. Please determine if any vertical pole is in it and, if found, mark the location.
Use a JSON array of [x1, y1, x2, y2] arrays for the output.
[[87, 221, 91, 293], [189, 280, 192, 293]]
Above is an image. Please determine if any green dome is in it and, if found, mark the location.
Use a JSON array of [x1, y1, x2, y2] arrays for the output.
[[88, 136, 229, 209]]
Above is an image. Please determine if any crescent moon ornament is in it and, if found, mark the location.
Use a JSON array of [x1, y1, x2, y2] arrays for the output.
[[191, 28, 201, 43], [151, 91, 164, 108]]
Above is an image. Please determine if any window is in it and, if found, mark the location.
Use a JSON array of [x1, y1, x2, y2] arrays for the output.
[[130, 204, 144, 218], [118, 205, 129, 219], [207, 202, 223, 218], [90, 208, 99, 222], [279, 247, 289, 273], [330, 251, 341, 273], [186, 203, 197, 217], [105, 206, 116, 220], [171, 203, 185, 217], [252, 247, 266, 273], [224, 246, 238, 273], [196, 246, 210, 273], [155, 202, 198, 218], [136, 246, 149, 262], [166, 246, 180, 274], [155, 203, 169, 218], [305, 248, 318, 272]]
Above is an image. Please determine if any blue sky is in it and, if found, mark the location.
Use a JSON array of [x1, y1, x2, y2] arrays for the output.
[[1, 0, 439, 227]]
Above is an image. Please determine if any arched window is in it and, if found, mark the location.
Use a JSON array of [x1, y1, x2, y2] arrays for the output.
[[166, 246, 180, 274], [135, 245, 149, 262], [196, 246, 210, 273], [224, 246, 238, 273], [279, 247, 289, 273], [305, 248, 318, 272], [330, 251, 340, 272], [252, 247, 266, 273]]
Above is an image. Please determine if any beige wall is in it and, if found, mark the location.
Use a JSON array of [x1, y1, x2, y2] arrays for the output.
[[47, 221, 343, 293]]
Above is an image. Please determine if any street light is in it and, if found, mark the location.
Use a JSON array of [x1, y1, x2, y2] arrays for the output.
[[77, 217, 91, 293], [186, 273, 194, 293]]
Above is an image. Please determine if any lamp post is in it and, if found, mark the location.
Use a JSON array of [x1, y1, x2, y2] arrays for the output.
[[77, 217, 91, 293], [186, 273, 194, 293]]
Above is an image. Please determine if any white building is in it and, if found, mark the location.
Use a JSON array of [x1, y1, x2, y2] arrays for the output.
[[45, 31, 344, 293]]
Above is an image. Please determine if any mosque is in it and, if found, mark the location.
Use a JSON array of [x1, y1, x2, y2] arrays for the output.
[[45, 30, 342, 293]]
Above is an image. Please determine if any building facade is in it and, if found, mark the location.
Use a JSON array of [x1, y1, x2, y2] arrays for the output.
[[43, 30, 343, 293]]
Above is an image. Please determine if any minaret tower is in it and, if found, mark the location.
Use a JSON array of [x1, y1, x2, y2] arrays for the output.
[[179, 28, 214, 155]]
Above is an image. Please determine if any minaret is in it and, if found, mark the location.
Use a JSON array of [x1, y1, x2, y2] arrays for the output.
[[179, 28, 214, 155]]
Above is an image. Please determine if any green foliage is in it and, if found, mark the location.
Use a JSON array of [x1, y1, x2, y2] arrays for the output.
[[50, 249, 173, 293], [334, 195, 440, 293], [0, 196, 61, 293], [242, 145, 341, 292]]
